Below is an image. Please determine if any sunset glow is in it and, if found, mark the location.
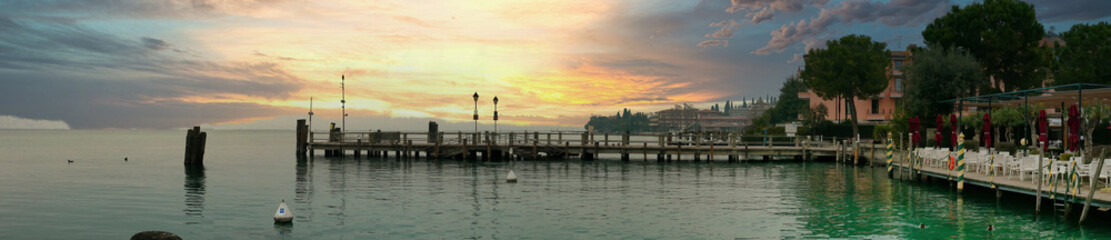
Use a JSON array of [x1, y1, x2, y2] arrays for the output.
[[0, 0, 1100, 129]]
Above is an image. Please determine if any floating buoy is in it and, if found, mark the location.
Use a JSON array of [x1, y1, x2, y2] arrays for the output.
[[274, 199, 293, 223], [506, 170, 518, 183], [919, 223, 926, 229]]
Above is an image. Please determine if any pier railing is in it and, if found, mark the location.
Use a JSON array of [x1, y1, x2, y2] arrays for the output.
[[309, 130, 850, 149]]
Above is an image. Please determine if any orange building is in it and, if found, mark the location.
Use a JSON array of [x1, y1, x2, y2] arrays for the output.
[[798, 45, 915, 124]]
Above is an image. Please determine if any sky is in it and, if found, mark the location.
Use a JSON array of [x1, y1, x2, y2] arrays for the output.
[[0, 0, 1109, 131]]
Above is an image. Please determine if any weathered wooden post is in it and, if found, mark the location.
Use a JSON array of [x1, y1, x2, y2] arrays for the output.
[[666, 132, 673, 161], [296, 119, 308, 156], [729, 133, 737, 162], [427, 121, 438, 144], [1080, 148, 1108, 224], [709, 136, 715, 162], [435, 132, 442, 159], [532, 140, 538, 160], [563, 141, 569, 160], [355, 139, 362, 157], [184, 126, 207, 166], [677, 144, 682, 162], [621, 131, 630, 161], [657, 135, 665, 162], [694, 132, 702, 162]]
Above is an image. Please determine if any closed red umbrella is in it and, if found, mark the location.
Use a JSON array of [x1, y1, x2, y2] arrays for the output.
[[951, 114, 958, 149], [913, 117, 922, 147], [983, 113, 992, 149], [1038, 109, 1048, 152], [936, 114, 944, 148], [1069, 104, 1080, 152]]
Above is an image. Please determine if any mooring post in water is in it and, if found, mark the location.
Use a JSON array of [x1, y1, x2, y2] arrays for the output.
[[886, 132, 893, 178], [1080, 148, 1108, 224], [957, 133, 966, 193], [184, 126, 207, 166], [296, 119, 308, 156]]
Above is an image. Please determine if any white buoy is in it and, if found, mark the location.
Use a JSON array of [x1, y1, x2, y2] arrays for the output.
[[506, 170, 518, 183], [274, 199, 293, 223]]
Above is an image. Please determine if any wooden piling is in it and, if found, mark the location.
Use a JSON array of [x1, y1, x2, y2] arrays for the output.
[[1080, 148, 1108, 224], [184, 126, 207, 166], [533, 140, 538, 160], [354, 139, 361, 157], [296, 119, 307, 156], [677, 144, 682, 162]]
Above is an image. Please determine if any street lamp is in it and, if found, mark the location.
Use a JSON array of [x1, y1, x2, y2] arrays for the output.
[[473, 92, 479, 133], [493, 96, 499, 133], [341, 75, 347, 140]]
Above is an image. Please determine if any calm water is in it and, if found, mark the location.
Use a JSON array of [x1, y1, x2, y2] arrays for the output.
[[1, 130, 1109, 239]]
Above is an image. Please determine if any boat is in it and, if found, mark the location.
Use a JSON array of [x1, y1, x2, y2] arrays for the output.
[[506, 170, 518, 183], [274, 199, 293, 223]]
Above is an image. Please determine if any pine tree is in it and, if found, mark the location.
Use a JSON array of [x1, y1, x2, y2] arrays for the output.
[[724, 101, 732, 115]]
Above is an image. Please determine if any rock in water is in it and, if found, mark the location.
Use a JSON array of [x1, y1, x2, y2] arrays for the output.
[[130, 231, 182, 240], [274, 199, 293, 223], [506, 170, 518, 183]]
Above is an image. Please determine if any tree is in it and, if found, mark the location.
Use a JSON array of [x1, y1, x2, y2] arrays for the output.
[[800, 34, 891, 139], [799, 104, 829, 135], [903, 47, 988, 120], [1053, 22, 1111, 85], [767, 75, 809, 124], [922, 0, 1046, 92], [724, 101, 732, 115], [1082, 103, 1110, 162]]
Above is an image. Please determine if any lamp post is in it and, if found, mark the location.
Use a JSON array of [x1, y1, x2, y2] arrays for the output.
[[341, 75, 347, 141], [473, 92, 479, 133], [493, 96, 499, 133]]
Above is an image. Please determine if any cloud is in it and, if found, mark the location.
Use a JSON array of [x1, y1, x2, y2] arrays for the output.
[[697, 39, 729, 48], [141, 37, 169, 50], [705, 19, 740, 38], [753, 0, 949, 55], [1026, 0, 1111, 22], [0, 115, 70, 129], [0, 14, 307, 129], [726, 0, 829, 23], [0, 0, 291, 19]]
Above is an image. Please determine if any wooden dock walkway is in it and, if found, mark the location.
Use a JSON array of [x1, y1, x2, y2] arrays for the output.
[[890, 153, 1111, 209], [294, 120, 862, 162]]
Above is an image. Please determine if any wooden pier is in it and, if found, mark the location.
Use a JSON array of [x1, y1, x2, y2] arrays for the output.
[[888, 149, 1111, 212], [294, 120, 855, 162]]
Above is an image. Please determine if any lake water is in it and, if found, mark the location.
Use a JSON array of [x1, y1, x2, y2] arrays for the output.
[[1, 129, 1109, 239]]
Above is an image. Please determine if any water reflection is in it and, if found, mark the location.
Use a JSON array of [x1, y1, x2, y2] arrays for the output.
[[183, 165, 205, 224], [295, 156, 313, 222]]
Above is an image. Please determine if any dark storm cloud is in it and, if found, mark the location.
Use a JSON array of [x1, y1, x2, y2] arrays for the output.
[[726, 0, 830, 23], [0, 72, 301, 129], [0, 14, 306, 129], [755, 0, 949, 55], [1026, 0, 1111, 22], [141, 37, 170, 50]]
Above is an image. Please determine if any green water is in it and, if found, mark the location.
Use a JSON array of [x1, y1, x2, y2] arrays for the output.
[[0, 130, 1108, 239]]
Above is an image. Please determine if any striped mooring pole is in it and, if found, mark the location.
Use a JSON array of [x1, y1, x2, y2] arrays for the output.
[[886, 132, 894, 178], [957, 133, 966, 192]]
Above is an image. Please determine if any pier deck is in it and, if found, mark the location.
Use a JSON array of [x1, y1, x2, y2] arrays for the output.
[[893, 160, 1111, 209], [298, 128, 862, 162]]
